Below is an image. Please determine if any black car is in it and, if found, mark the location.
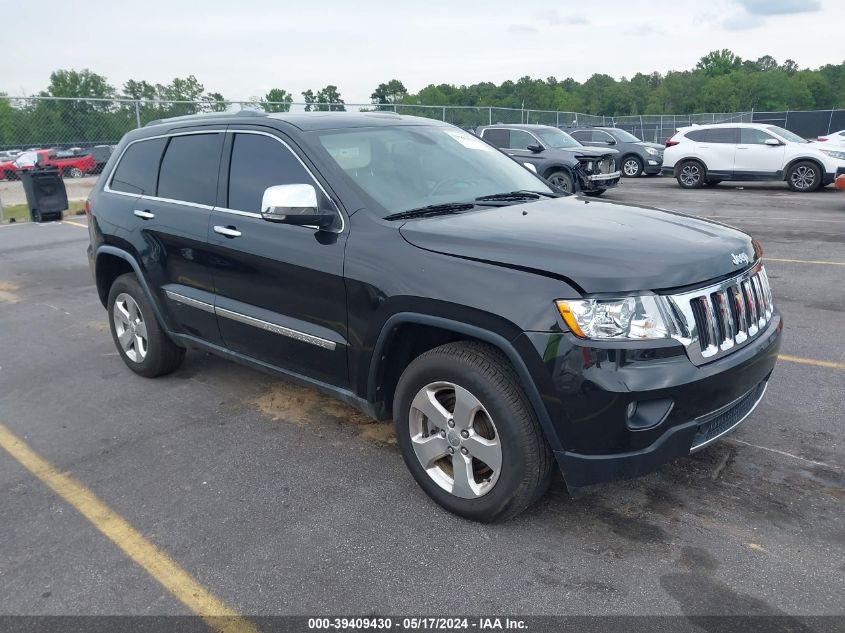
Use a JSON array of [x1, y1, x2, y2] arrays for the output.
[[87, 112, 782, 522], [568, 126, 665, 177], [476, 124, 620, 195]]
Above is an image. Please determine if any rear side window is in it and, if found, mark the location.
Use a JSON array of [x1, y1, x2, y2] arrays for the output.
[[571, 130, 591, 142], [157, 134, 223, 206], [687, 128, 738, 143], [227, 133, 315, 213], [110, 138, 166, 195], [481, 129, 508, 148]]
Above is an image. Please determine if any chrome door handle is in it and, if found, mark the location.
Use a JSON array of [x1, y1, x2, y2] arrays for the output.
[[213, 225, 242, 238], [134, 209, 155, 219]]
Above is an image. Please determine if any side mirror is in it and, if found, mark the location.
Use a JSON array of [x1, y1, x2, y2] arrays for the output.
[[527, 144, 545, 153], [261, 184, 335, 229], [764, 138, 783, 146], [605, 139, 617, 145]]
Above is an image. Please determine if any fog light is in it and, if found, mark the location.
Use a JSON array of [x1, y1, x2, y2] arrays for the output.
[[625, 398, 674, 431]]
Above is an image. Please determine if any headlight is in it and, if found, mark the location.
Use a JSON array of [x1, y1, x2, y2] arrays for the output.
[[645, 147, 660, 156], [820, 149, 845, 161], [556, 296, 673, 340]]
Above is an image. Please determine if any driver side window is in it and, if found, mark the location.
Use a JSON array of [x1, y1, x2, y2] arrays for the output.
[[507, 130, 538, 150], [228, 133, 319, 213], [740, 128, 776, 145]]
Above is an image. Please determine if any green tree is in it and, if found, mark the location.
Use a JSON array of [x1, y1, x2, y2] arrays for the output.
[[259, 88, 293, 113], [696, 49, 743, 77], [316, 85, 345, 111], [371, 79, 408, 110], [302, 89, 316, 112]]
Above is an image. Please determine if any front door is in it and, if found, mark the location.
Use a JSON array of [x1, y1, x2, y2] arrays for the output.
[[208, 129, 349, 387], [735, 127, 786, 176]]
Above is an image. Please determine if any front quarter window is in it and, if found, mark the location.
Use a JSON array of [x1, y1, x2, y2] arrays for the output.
[[314, 125, 552, 217]]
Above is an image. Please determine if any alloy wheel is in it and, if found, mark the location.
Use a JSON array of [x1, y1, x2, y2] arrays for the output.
[[623, 159, 641, 177], [408, 381, 502, 499], [549, 174, 572, 192], [113, 293, 148, 362], [680, 164, 701, 186], [790, 165, 816, 190]]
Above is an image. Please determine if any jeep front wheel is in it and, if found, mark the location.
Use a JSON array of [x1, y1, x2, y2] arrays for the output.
[[393, 342, 553, 522]]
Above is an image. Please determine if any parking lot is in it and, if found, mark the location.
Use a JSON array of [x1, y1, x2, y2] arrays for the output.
[[0, 177, 842, 625]]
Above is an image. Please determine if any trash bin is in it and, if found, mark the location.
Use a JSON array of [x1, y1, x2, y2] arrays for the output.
[[19, 167, 68, 223]]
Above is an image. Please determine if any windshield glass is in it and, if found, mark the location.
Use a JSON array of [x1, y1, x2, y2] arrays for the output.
[[607, 128, 641, 143], [766, 126, 808, 144], [314, 126, 552, 216], [14, 151, 38, 167], [534, 128, 582, 149]]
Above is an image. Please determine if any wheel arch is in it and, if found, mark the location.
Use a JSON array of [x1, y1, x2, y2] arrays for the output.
[[783, 156, 825, 181], [367, 313, 563, 452], [94, 246, 170, 330], [673, 157, 707, 178], [541, 163, 576, 180]]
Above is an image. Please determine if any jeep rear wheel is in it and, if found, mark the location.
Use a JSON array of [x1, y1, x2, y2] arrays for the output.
[[68, 167, 84, 179], [108, 273, 185, 377], [676, 160, 705, 189], [393, 342, 553, 522], [786, 161, 822, 192], [546, 170, 574, 193]]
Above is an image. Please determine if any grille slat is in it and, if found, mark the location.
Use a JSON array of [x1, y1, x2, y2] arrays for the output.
[[686, 266, 773, 363]]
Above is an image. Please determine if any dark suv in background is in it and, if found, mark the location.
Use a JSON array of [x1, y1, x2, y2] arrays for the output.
[[476, 124, 620, 195], [569, 126, 664, 177], [87, 111, 781, 522]]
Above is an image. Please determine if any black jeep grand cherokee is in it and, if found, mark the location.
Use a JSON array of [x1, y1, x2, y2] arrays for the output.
[[87, 111, 782, 522]]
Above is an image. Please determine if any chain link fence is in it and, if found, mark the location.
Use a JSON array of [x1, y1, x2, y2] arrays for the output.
[[1, 96, 842, 154]]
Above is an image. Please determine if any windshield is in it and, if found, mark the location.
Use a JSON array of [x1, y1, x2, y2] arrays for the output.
[[14, 151, 38, 167], [607, 128, 642, 143], [767, 126, 808, 144], [534, 128, 582, 149], [314, 126, 552, 217]]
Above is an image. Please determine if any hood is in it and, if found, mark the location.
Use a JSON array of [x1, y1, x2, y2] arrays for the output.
[[638, 141, 665, 151], [398, 196, 756, 294], [554, 146, 619, 158]]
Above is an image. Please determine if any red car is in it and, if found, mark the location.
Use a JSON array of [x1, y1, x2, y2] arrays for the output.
[[8, 149, 96, 179], [0, 158, 17, 180]]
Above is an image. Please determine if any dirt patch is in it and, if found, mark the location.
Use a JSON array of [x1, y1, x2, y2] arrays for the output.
[[252, 382, 396, 446], [0, 281, 20, 303]]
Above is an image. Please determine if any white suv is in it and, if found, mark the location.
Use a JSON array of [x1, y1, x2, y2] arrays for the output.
[[663, 123, 845, 192]]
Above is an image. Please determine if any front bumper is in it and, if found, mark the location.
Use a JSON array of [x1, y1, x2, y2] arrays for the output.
[[579, 171, 621, 192], [519, 311, 782, 488], [643, 157, 663, 174]]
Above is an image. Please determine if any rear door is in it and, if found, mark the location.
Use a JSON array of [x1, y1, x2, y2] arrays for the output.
[[735, 127, 786, 176], [207, 129, 349, 387], [132, 129, 224, 344], [689, 127, 739, 174]]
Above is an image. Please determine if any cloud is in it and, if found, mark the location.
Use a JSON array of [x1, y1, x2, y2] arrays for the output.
[[722, 11, 765, 30], [735, 0, 821, 15], [532, 9, 589, 26], [507, 24, 538, 33]]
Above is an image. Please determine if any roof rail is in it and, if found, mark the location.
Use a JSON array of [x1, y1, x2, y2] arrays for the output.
[[144, 110, 268, 127]]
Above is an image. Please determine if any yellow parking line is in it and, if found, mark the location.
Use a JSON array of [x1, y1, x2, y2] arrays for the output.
[[0, 423, 259, 633], [767, 257, 845, 266], [62, 219, 89, 229], [779, 354, 845, 370]]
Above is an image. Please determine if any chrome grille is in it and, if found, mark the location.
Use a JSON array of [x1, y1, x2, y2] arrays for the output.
[[664, 264, 775, 366]]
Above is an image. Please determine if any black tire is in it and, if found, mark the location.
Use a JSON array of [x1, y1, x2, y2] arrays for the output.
[[68, 167, 83, 179], [621, 155, 644, 178], [3, 170, 15, 181], [676, 160, 706, 189], [786, 161, 822, 192], [107, 273, 185, 378], [546, 170, 574, 194], [31, 210, 42, 223], [393, 341, 553, 522], [583, 189, 606, 197]]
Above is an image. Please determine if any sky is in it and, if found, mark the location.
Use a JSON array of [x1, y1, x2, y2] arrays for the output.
[[2, 0, 843, 103]]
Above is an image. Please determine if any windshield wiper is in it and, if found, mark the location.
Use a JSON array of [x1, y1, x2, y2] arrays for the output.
[[475, 190, 559, 202], [384, 202, 476, 221]]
